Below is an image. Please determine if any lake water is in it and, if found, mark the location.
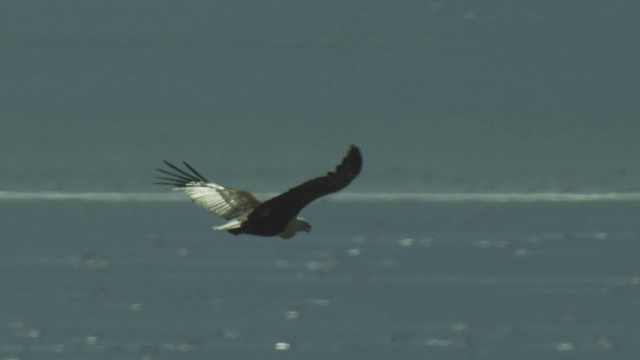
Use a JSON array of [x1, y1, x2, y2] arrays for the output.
[[3, 197, 640, 359], [2, 1, 640, 195], [2, 1, 640, 359]]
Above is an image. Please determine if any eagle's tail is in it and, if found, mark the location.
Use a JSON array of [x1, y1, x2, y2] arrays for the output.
[[213, 219, 243, 231]]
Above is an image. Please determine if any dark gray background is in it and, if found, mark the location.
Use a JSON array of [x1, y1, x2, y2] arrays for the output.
[[2, 1, 639, 194], [2, 2, 640, 359]]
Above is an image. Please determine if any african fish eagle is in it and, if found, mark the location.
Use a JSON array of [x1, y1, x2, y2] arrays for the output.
[[155, 145, 363, 239]]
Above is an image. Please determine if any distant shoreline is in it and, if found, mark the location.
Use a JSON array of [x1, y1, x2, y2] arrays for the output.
[[3, 191, 640, 203]]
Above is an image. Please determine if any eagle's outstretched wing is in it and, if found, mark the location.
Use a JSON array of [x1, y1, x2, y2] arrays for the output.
[[247, 145, 362, 221], [155, 161, 261, 220]]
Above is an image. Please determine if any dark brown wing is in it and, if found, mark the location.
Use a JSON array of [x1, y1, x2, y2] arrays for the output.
[[246, 145, 363, 221]]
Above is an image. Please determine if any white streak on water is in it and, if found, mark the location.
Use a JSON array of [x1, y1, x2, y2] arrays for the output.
[[2, 191, 640, 202]]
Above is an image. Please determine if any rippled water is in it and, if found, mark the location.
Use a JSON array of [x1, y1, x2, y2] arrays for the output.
[[2, 198, 640, 359], [3, 2, 639, 358]]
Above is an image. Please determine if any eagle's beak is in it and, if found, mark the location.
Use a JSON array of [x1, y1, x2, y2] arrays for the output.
[[306, 225, 311, 233]]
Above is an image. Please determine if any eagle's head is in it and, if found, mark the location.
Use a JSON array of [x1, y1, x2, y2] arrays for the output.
[[279, 217, 311, 239]]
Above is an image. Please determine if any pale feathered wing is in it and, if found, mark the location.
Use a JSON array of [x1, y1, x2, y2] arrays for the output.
[[155, 161, 261, 229]]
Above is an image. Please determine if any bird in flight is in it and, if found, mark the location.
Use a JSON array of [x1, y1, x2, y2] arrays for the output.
[[155, 145, 362, 239]]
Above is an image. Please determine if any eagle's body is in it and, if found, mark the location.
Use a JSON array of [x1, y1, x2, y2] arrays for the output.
[[155, 145, 362, 239]]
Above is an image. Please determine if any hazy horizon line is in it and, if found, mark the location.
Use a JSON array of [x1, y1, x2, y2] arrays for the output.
[[2, 191, 640, 203]]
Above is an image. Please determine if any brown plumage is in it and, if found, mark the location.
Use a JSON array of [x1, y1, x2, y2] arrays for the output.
[[155, 145, 363, 238]]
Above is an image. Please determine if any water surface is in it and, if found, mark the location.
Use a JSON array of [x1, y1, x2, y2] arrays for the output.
[[2, 198, 639, 359]]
